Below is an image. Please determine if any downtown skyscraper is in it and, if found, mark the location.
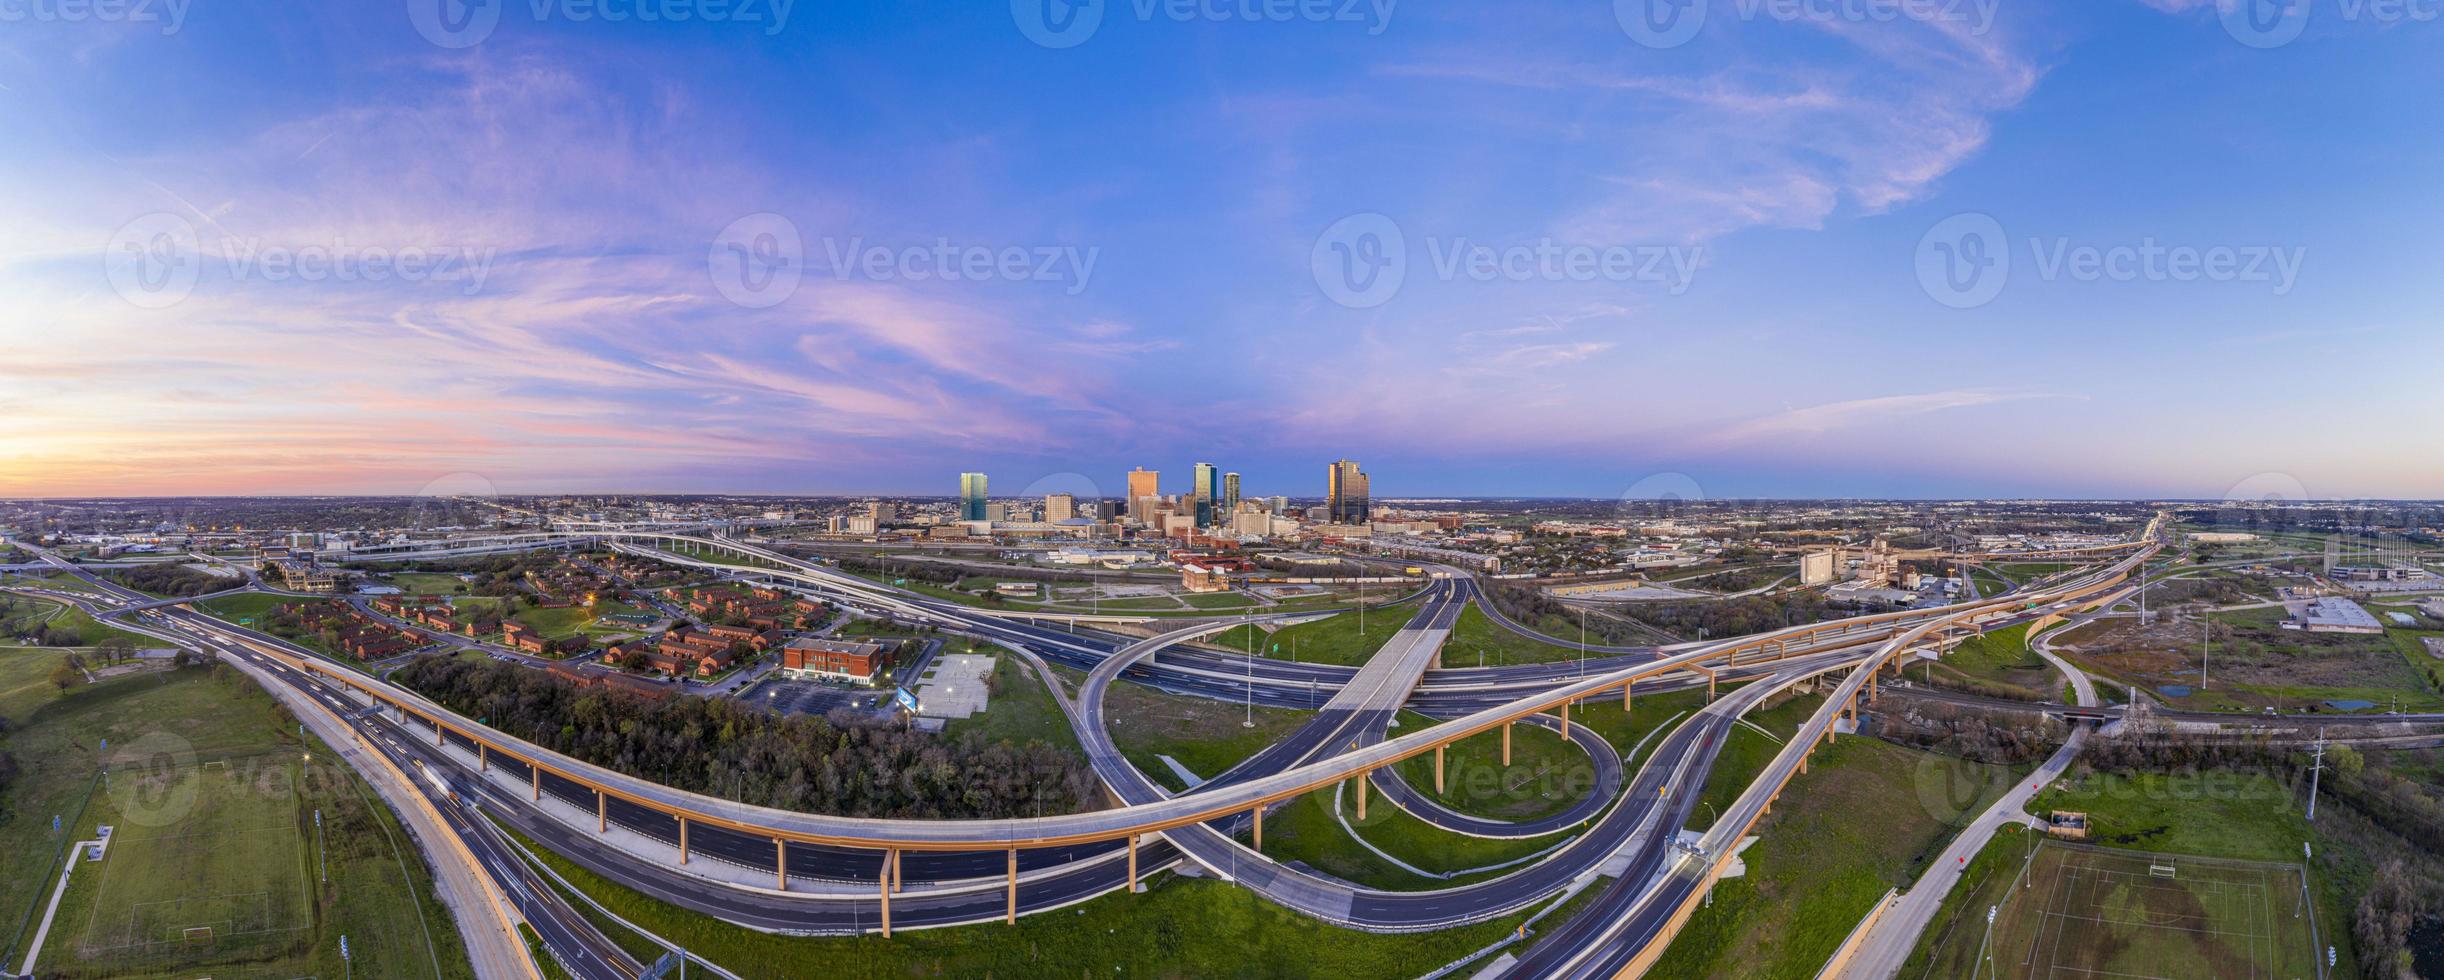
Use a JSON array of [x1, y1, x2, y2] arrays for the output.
[[959, 472, 988, 522], [1192, 462, 1220, 527], [1327, 459, 1369, 525]]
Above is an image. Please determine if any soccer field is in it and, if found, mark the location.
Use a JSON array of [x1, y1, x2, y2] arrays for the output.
[[66, 759, 316, 970], [1979, 842, 2324, 980]]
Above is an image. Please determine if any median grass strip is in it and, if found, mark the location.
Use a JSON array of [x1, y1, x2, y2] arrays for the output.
[[1211, 607, 1399, 667], [1646, 734, 2020, 980], [1444, 604, 1592, 667], [1388, 710, 1589, 823], [1103, 680, 1310, 793], [498, 821, 1592, 977], [1252, 784, 1576, 890]]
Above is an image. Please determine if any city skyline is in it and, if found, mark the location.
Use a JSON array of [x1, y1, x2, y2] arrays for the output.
[[4, 4, 2440, 501]]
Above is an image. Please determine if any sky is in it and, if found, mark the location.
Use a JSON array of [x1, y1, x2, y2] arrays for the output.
[[1, 0, 2438, 503]]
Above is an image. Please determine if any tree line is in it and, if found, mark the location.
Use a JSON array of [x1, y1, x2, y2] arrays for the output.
[[391, 655, 1103, 820], [110, 562, 233, 598]]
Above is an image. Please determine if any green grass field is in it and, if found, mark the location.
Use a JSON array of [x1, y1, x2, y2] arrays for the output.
[[0, 594, 155, 648], [941, 654, 1086, 760], [1647, 733, 2022, 980], [0, 659, 472, 978], [1388, 710, 1592, 822], [51, 764, 317, 967], [1683, 689, 1824, 833], [1251, 783, 1575, 890], [1211, 608, 1398, 667], [1103, 679, 1310, 792], [1444, 605, 1592, 667], [377, 572, 474, 596], [1909, 841, 2319, 980], [192, 592, 303, 625], [510, 600, 650, 641]]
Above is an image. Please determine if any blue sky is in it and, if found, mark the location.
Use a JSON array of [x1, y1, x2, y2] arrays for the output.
[[1, 0, 2437, 501]]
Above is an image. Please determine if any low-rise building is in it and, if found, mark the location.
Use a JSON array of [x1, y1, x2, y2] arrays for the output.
[[780, 637, 895, 685]]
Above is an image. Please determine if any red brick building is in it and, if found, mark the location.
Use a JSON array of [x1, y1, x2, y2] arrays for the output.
[[779, 637, 894, 685]]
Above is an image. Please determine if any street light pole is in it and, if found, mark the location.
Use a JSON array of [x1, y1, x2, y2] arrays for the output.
[[1244, 612, 1255, 728]]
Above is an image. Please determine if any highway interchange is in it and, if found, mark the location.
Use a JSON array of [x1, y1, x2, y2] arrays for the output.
[[15, 514, 2404, 978]]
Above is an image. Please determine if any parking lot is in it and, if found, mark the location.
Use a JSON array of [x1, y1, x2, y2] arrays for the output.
[[748, 676, 892, 720]]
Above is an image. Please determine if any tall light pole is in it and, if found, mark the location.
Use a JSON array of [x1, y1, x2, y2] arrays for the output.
[[1243, 611, 1255, 728], [2200, 607, 2212, 691], [2305, 730, 2326, 821]]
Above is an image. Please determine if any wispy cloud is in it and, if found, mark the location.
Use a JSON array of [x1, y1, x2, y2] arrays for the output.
[[1696, 389, 2070, 447]]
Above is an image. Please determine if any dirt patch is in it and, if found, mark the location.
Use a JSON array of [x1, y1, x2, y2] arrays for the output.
[[2056, 607, 2420, 697]]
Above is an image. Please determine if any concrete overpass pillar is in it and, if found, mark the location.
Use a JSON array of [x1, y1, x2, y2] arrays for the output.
[[891, 848, 901, 892], [531, 766, 540, 801], [1356, 770, 1369, 821], [679, 817, 690, 864], [432, 718, 443, 747], [776, 839, 787, 891], [1006, 849, 1019, 925], [596, 791, 606, 833], [1501, 722, 1512, 766], [1434, 745, 1445, 795], [1253, 805, 1264, 851], [1558, 703, 1571, 740], [478, 743, 487, 772], [1622, 681, 1633, 712], [879, 860, 892, 937]]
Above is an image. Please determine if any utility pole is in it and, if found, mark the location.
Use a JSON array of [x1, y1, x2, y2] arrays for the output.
[[2200, 607, 2211, 691], [2306, 729, 2327, 821]]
